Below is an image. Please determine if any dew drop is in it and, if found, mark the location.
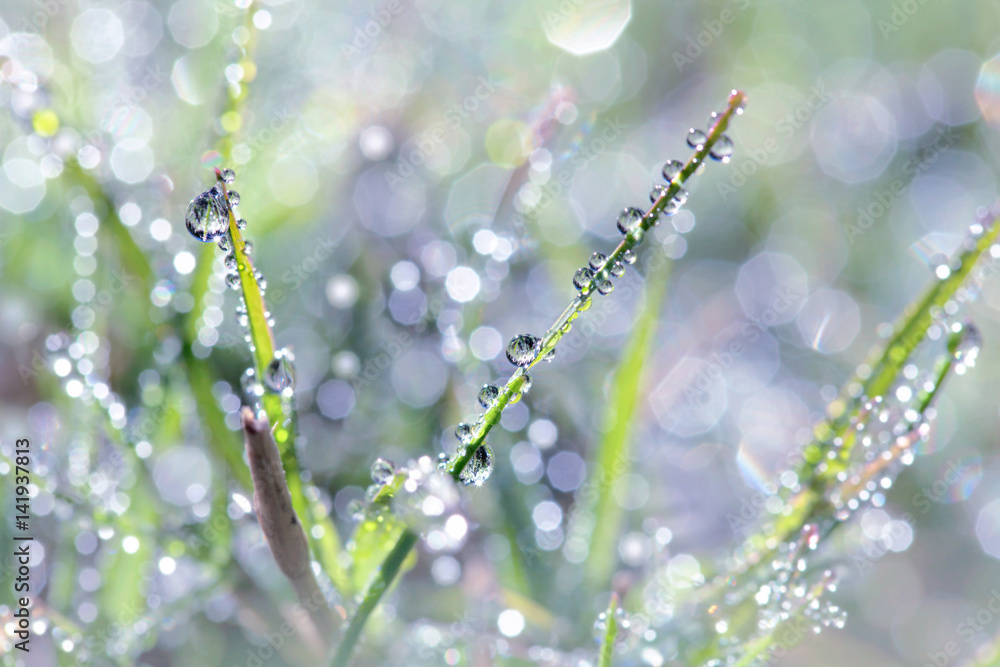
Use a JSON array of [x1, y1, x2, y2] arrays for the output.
[[185, 186, 230, 242], [706, 111, 720, 129], [650, 183, 668, 203], [221, 168, 236, 184], [574, 267, 595, 291], [243, 240, 254, 255], [228, 190, 241, 206], [237, 218, 248, 231], [686, 129, 708, 150], [478, 384, 500, 409], [610, 262, 625, 277], [226, 273, 241, 290], [265, 349, 296, 392], [459, 444, 493, 486], [506, 334, 540, 367], [662, 160, 683, 182], [672, 188, 689, 206], [346, 499, 364, 521], [218, 235, 232, 252], [593, 611, 609, 642], [240, 367, 263, 397], [597, 279, 614, 295], [370, 457, 395, 485], [710, 135, 734, 163], [622, 249, 637, 265], [590, 252, 607, 271], [953, 322, 982, 365], [224, 254, 237, 271], [455, 422, 475, 445], [616, 207, 645, 236]]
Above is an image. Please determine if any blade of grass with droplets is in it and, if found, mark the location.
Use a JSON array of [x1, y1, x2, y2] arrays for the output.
[[597, 594, 620, 667], [449, 90, 747, 481], [584, 260, 671, 587], [214, 170, 347, 591], [333, 91, 747, 667]]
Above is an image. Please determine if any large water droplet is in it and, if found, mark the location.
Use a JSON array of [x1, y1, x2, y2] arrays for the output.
[[371, 457, 395, 485], [506, 334, 540, 367], [185, 186, 230, 242], [265, 349, 296, 392], [686, 129, 708, 150], [574, 267, 595, 291], [710, 135, 734, 163], [459, 443, 493, 486], [478, 384, 500, 409], [616, 207, 644, 236]]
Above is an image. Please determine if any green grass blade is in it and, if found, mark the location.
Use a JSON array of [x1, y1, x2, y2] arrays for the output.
[[597, 593, 620, 667], [584, 261, 671, 587]]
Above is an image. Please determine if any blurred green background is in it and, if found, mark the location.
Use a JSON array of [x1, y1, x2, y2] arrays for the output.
[[1, 0, 1000, 665]]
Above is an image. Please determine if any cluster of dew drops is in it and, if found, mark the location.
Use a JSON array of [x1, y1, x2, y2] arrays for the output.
[[690, 217, 992, 667], [184, 167, 296, 408]]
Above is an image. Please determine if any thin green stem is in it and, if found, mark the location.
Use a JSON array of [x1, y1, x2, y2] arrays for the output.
[[330, 529, 419, 667], [597, 593, 620, 667], [449, 90, 746, 481]]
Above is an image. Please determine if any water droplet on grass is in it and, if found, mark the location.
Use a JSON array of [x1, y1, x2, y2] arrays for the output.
[[687, 128, 707, 150], [371, 458, 395, 485], [459, 444, 493, 486], [478, 384, 500, 409], [221, 168, 236, 184], [574, 267, 595, 291], [590, 252, 607, 270], [662, 160, 683, 181], [506, 334, 540, 366], [185, 186, 230, 242], [710, 135, 734, 162], [265, 349, 296, 392], [228, 190, 241, 206], [616, 207, 644, 235], [455, 423, 474, 445]]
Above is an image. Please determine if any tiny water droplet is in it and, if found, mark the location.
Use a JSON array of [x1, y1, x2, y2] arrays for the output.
[[622, 249, 637, 265], [265, 349, 296, 392], [574, 267, 595, 291], [590, 252, 607, 270], [478, 384, 500, 409], [227, 190, 241, 206], [459, 443, 493, 486], [593, 611, 609, 641], [650, 183, 668, 203], [953, 323, 982, 365], [520, 372, 532, 393], [610, 262, 625, 277], [706, 111, 721, 129], [237, 218, 248, 231], [221, 168, 236, 184], [185, 186, 230, 242], [370, 457, 395, 485], [597, 279, 614, 295], [616, 207, 645, 236], [218, 235, 232, 251], [710, 135, 734, 163], [224, 254, 237, 271], [686, 128, 708, 150], [226, 273, 241, 290], [243, 240, 254, 255], [455, 422, 474, 445], [506, 334, 540, 367], [662, 160, 683, 182], [672, 188, 689, 206], [346, 499, 364, 521]]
